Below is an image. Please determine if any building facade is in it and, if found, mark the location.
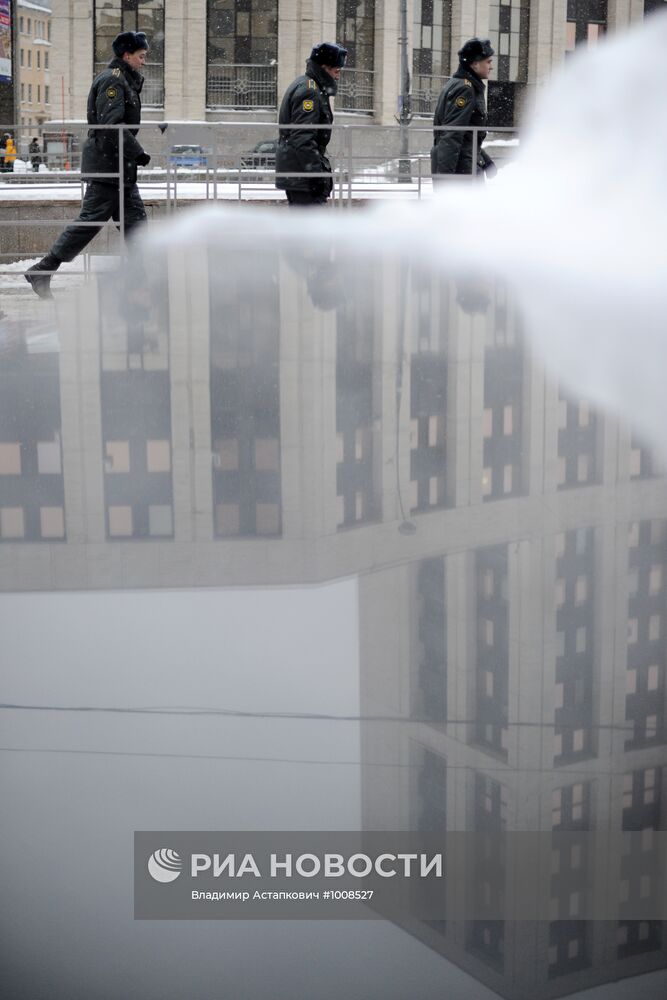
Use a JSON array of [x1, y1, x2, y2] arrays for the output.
[[48, 0, 661, 130], [1, 240, 667, 997], [17, 0, 51, 131]]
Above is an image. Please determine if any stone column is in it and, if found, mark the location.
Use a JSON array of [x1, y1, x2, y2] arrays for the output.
[[607, 0, 646, 32], [527, 0, 568, 92], [164, 0, 207, 121], [51, 0, 93, 120]]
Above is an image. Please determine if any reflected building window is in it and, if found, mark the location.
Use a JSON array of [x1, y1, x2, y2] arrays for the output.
[[475, 546, 509, 757], [625, 521, 667, 749], [556, 390, 599, 489], [468, 772, 506, 970], [412, 1, 452, 115], [0, 342, 65, 542], [554, 528, 595, 763], [629, 432, 659, 480], [100, 276, 172, 541], [336, 0, 375, 112], [482, 288, 523, 502], [416, 746, 447, 831], [207, 0, 279, 108], [618, 767, 664, 958], [94, 1, 165, 108], [414, 558, 446, 723], [410, 275, 449, 512], [336, 285, 379, 530], [414, 745, 447, 936], [210, 260, 281, 538], [549, 781, 591, 976]]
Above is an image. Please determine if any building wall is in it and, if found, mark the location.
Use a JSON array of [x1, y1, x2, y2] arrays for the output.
[[17, 0, 51, 134], [48, 0, 651, 130]]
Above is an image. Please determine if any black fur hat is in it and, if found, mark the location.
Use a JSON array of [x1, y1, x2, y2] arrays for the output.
[[310, 43, 348, 69], [458, 38, 494, 64], [112, 31, 149, 58]]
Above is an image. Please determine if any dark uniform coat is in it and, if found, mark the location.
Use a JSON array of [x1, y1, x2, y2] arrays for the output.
[[50, 57, 148, 263], [81, 57, 147, 186], [275, 60, 335, 198], [432, 66, 488, 176]]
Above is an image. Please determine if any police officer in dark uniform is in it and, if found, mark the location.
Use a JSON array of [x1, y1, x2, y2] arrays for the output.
[[275, 42, 347, 207], [432, 38, 495, 181], [25, 31, 152, 299]]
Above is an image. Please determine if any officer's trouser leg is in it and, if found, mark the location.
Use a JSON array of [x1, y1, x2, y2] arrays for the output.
[[111, 183, 148, 241], [50, 182, 117, 262]]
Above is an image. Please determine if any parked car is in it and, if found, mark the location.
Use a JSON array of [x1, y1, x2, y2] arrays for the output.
[[169, 144, 209, 168], [240, 140, 277, 169]]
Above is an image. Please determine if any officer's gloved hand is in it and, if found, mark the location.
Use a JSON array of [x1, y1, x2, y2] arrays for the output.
[[136, 152, 151, 167]]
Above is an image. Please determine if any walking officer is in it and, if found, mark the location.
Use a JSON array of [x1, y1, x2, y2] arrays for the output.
[[275, 42, 347, 206], [25, 31, 152, 299], [431, 38, 496, 181]]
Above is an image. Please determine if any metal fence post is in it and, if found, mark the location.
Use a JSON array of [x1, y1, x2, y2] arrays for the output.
[[118, 126, 125, 240]]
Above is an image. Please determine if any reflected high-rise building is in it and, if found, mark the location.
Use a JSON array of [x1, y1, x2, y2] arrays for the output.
[[1, 251, 666, 998]]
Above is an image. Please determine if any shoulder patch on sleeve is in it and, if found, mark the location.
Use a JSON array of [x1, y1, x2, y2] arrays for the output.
[[303, 99, 314, 111], [106, 87, 118, 99], [455, 96, 468, 108], [464, 78, 472, 87], [112, 67, 121, 78]]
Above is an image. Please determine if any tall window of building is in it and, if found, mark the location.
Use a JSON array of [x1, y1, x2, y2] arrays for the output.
[[468, 772, 506, 970], [37, 85, 40, 103], [45, 86, 50, 104], [475, 546, 509, 757], [566, 0, 607, 53], [556, 388, 600, 489], [36, 50, 40, 69], [27, 18, 31, 34], [27, 49, 31, 67], [413, 558, 447, 723], [45, 51, 49, 70], [0, 344, 66, 543], [412, 1, 452, 115], [27, 83, 32, 102], [553, 528, 595, 763], [209, 254, 282, 538], [487, 0, 530, 126], [335, 271, 379, 529], [625, 520, 667, 749], [94, 1, 165, 107], [207, 1, 279, 108], [410, 274, 450, 511], [19, 16, 23, 33], [336, 0, 375, 112], [482, 285, 524, 502]]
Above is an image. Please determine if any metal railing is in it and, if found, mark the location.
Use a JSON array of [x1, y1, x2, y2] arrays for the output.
[[412, 73, 449, 116], [337, 68, 375, 113], [207, 64, 278, 109], [0, 121, 519, 273], [94, 62, 165, 108]]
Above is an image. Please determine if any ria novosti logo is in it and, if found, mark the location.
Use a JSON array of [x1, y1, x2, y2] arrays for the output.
[[147, 848, 183, 883]]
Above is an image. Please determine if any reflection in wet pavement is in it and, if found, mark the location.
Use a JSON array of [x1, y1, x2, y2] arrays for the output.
[[1, 242, 666, 1000]]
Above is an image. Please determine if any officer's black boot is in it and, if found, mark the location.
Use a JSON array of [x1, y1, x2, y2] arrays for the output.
[[25, 252, 61, 300]]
